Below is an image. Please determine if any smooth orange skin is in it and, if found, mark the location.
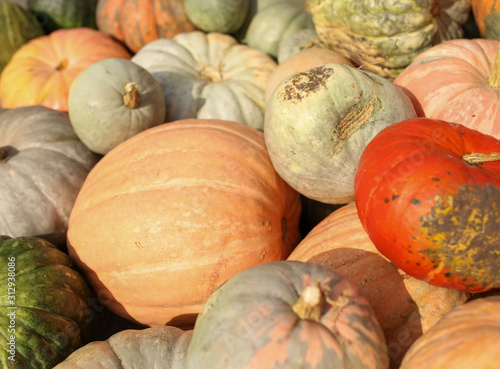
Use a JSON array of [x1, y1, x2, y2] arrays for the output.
[[96, 0, 197, 53], [394, 38, 500, 139], [0, 28, 131, 112], [354, 117, 500, 293], [67, 119, 302, 328], [289, 202, 468, 369], [400, 296, 500, 369]]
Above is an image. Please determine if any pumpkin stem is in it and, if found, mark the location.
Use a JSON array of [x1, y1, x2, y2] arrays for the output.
[[56, 59, 68, 71], [488, 45, 500, 90], [462, 152, 500, 165], [123, 82, 141, 109], [292, 282, 324, 323]]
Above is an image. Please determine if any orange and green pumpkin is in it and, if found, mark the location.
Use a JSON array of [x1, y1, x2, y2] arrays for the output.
[[355, 117, 500, 293], [185, 260, 390, 369], [0, 236, 93, 368]]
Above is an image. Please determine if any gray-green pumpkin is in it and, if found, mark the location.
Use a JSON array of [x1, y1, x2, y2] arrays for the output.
[[0, 1, 44, 74], [0, 106, 99, 247], [264, 62, 417, 204], [0, 236, 93, 369], [68, 58, 166, 155], [185, 0, 249, 34], [54, 326, 193, 369], [243, 0, 314, 58]]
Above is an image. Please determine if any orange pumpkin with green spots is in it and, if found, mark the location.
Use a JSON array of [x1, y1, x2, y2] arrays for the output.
[[354, 117, 500, 293]]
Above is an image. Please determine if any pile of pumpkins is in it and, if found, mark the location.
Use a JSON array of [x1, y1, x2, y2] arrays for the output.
[[1, 0, 500, 368]]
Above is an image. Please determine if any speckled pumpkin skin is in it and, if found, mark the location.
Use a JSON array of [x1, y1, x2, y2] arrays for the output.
[[311, 0, 471, 79], [185, 260, 390, 369], [264, 62, 417, 204], [355, 118, 500, 293]]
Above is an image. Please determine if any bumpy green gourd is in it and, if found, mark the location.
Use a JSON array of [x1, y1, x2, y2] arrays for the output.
[[311, 0, 471, 80]]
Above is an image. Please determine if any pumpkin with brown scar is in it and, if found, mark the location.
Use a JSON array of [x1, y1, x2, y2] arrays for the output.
[[355, 117, 500, 293]]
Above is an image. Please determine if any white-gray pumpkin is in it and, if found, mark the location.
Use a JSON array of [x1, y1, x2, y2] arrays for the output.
[[264, 62, 417, 204], [68, 58, 166, 155], [54, 326, 193, 369], [131, 31, 277, 131], [0, 106, 99, 246]]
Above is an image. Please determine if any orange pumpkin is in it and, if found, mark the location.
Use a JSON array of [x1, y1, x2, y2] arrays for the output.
[[67, 118, 302, 328], [399, 296, 500, 369], [0, 27, 131, 112], [394, 38, 500, 138], [288, 203, 469, 369], [472, 0, 500, 39], [96, 0, 197, 53]]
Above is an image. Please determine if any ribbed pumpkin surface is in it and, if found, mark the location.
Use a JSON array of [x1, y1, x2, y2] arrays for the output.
[[0, 27, 131, 112], [67, 118, 302, 328], [288, 202, 469, 368], [400, 296, 500, 369]]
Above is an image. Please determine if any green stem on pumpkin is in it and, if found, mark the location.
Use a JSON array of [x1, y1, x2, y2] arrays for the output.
[[123, 82, 141, 109], [462, 152, 500, 165], [292, 283, 324, 323], [488, 45, 500, 90]]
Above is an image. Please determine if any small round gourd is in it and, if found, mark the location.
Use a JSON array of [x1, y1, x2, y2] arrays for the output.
[[185, 0, 249, 34], [264, 62, 417, 204], [68, 58, 166, 155]]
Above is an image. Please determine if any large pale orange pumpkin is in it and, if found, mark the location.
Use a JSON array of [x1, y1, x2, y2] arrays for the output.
[[288, 203, 469, 369], [96, 0, 197, 53], [0, 27, 131, 112], [394, 38, 500, 138], [67, 118, 302, 328]]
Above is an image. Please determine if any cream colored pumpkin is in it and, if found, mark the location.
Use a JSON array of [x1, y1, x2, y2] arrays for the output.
[[264, 63, 417, 204], [131, 31, 277, 130]]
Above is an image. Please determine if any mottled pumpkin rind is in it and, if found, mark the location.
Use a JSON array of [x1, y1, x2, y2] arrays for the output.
[[354, 117, 500, 293]]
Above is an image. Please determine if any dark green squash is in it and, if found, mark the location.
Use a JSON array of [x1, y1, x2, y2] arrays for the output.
[[0, 236, 93, 368], [27, 0, 98, 33], [0, 1, 44, 74]]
